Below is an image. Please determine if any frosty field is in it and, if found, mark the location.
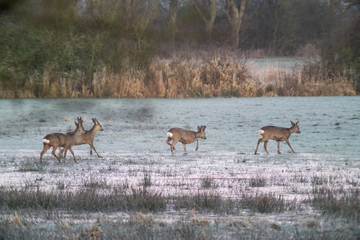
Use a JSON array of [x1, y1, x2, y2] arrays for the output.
[[0, 96, 359, 239]]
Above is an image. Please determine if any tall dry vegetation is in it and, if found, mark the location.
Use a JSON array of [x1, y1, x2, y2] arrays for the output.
[[0, 56, 355, 98], [250, 59, 356, 97]]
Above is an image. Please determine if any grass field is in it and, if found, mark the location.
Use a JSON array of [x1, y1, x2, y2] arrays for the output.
[[0, 97, 359, 239]]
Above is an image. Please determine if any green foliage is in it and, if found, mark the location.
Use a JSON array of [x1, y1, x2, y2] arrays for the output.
[[0, 0, 159, 96]]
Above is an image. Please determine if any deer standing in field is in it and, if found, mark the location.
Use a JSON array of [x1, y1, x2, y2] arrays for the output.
[[166, 126, 206, 155], [40, 117, 86, 163], [63, 118, 104, 158], [254, 121, 300, 155]]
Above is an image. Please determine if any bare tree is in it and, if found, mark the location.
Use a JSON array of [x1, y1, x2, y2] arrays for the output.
[[169, 0, 178, 43], [225, 0, 246, 48], [189, 0, 216, 41], [131, 1, 158, 50]]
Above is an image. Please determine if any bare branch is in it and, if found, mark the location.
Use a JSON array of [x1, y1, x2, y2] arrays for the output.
[[189, 0, 207, 24]]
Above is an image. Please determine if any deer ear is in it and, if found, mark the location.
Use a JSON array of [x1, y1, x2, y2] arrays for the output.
[[197, 126, 200, 131], [75, 121, 78, 127], [291, 121, 295, 126], [296, 121, 299, 125]]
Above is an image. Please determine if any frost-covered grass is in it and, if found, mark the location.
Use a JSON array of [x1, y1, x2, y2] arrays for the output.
[[0, 97, 359, 239], [1, 210, 359, 240]]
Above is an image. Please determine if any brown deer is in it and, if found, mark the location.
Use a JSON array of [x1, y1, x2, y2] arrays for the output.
[[64, 118, 104, 158], [254, 121, 300, 155], [40, 117, 86, 163], [166, 126, 206, 155]]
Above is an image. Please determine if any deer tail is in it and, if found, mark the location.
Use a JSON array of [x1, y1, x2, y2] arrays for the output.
[[167, 132, 173, 138], [42, 138, 50, 144], [259, 130, 265, 136]]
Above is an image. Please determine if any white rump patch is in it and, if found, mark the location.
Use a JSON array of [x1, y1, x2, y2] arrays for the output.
[[43, 139, 50, 144], [167, 132, 173, 138], [259, 130, 265, 135]]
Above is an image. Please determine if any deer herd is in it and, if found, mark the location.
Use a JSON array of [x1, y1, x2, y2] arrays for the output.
[[40, 117, 300, 163], [40, 117, 104, 163]]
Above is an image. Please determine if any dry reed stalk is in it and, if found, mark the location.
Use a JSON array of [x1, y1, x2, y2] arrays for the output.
[[61, 78, 68, 98], [0, 90, 13, 98], [41, 71, 51, 97], [303, 79, 356, 96], [49, 81, 60, 98], [239, 79, 260, 97]]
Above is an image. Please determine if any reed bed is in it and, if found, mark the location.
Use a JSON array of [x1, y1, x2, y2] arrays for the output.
[[250, 60, 357, 97], [0, 57, 356, 98]]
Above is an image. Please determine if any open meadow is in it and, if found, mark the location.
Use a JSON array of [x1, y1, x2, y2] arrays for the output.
[[0, 96, 359, 239]]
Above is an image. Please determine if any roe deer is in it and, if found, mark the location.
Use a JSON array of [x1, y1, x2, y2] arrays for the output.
[[166, 126, 206, 155], [40, 117, 86, 163], [64, 118, 104, 158], [254, 121, 300, 155]]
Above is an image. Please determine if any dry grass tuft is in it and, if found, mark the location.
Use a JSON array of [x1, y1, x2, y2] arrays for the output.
[[312, 187, 360, 221], [12, 213, 23, 227], [130, 212, 154, 225], [241, 192, 296, 213], [89, 226, 102, 239]]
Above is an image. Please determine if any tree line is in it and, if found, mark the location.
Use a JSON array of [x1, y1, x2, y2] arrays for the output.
[[0, 0, 359, 95]]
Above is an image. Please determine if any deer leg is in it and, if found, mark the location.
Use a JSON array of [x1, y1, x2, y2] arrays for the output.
[[285, 139, 296, 153], [68, 147, 77, 162], [264, 141, 269, 154], [40, 144, 51, 163], [170, 139, 179, 155], [53, 147, 62, 163], [277, 141, 281, 154], [59, 148, 67, 163], [63, 148, 68, 161], [90, 145, 93, 155], [56, 147, 63, 158], [195, 139, 199, 151], [90, 143, 102, 158], [182, 143, 187, 155], [254, 138, 263, 155], [167, 137, 175, 150]]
